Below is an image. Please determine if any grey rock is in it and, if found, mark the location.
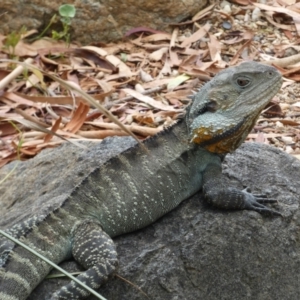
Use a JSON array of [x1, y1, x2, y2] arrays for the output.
[[0, 0, 208, 44], [0, 139, 300, 299]]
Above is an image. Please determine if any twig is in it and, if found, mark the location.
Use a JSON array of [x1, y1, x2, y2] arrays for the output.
[[115, 274, 149, 299], [105, 86, 165, 109], [81, 122, 163, 138], [0, 58, 34, 91]]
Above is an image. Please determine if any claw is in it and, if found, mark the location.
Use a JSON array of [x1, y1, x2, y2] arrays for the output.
[[251, 206, 282, 217], [242, 189, 281, 217], [256, 198, 278, 204], [252, 194, 268, 198]]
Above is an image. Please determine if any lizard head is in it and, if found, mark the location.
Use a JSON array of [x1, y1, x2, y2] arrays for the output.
[[186, 61, 282, 154]]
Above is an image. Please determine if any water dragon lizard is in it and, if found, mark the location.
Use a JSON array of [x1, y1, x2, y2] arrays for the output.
[[0, 61, 283, 299]]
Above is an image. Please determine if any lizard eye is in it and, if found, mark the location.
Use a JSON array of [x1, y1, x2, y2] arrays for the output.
[[236, 77, 250, 87]]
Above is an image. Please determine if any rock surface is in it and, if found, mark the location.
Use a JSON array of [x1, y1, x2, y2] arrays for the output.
[[0, 0, 208, 44], [0, 138, 300, 300]]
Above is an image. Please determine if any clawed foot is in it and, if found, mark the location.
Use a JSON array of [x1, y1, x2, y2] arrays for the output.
[[242, 188, 282, 216]]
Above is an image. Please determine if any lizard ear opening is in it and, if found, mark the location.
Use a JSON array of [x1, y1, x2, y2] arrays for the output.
[[206, 100, 218, 112], [187, 99, 218, 130], [189, 99, 217, 118]]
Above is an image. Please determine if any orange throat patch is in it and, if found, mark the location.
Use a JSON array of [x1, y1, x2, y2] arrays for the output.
[[190, 119, 251, 154]]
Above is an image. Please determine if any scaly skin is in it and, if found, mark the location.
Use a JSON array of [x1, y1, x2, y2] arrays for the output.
[[0, 61, 282, 299]]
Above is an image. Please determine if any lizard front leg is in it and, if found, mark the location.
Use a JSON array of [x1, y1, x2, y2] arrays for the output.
[[50, 221, 118, 300], [202, 162, 281, 216]]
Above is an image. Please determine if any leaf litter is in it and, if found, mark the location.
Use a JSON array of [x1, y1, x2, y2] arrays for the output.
[[1, 0, 300, 167]]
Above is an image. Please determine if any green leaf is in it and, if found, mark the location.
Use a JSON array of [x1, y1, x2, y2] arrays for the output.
[[59, 4, 76, 18], [120, 53, 127, 62]]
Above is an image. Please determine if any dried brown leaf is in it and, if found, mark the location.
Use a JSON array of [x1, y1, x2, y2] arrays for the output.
[[169, 50, 182, 67], [141, 33, 172, 43], [1, 40, 37, 57], [3, 92, 42, 108], [254, 3, 300, 35], [223, 31, 253, 45], [73, 48, 117, 72], [248, 133, 293, 139], [12, 92, 108, 105], [132, 111, 155, 126], [148, 47, 168, 61], [263, 11, 295, 31], [262, 102, 284, 118], [230, 38, 253, 65], [31, 38, 76, 53], [64, 102, 90, 133], [208, 33, 226, 68], [25, 73, 41, 89], [229, 0, 251, 5], [44, 117, 62, 143], [0, 122, 18, 137], [106, 55, 132, 77], [122, 88, 179, 111], [180, 23, 211, 48], [0, 153, 19, 168], [160, 59, 172, 76]]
